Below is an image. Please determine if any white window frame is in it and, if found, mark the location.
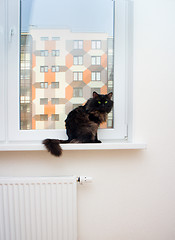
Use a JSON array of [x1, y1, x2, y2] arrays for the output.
[[91, 56, 101, 65], [73, 56, 83, 65], [73, 72, 83, 81], [74, 40, 83, 49], [1, 0, 133, 142], [92, 40, 101, 49]]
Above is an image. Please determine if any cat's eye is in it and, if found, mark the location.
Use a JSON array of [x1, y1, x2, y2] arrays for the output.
[[105, 101, 108, 104], [98, 101, 101, 104]]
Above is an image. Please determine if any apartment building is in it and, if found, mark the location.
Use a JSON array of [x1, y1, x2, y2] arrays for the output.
[[20, 28, 113, 130]]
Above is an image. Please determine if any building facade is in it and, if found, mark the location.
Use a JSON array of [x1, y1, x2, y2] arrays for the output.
[[20, 28, 113, 130]]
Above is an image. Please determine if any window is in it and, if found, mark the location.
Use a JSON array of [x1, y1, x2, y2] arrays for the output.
[[40, 82, 48, 88], [40, 37, 49, 41], [51, 98, 59, 105], [51, 66, 59, 72], [51, 114, 59, 121], [91, 56, 101, 65], [91, 72, 101, 81], [40, 66, 48, 72], [52, 50, 60, 56], [51, 82, 59, 88], [40, 98, 48, 105], [73, 56, 83, 65], [39, 115, 48, 121], [52, 37, 60, 41], [73, 88, 83, 97], [74, 40, 83, 49], [73, 72, 83, 81], [40, 50, 48, 56], [92, 40, 101, 49], [2, 0, 132, 142]]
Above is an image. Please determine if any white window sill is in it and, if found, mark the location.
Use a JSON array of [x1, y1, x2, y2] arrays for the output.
[[0, 141, 146, 151]]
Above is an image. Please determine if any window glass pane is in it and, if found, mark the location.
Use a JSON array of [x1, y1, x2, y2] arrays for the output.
[[20, 0, 114, 130]]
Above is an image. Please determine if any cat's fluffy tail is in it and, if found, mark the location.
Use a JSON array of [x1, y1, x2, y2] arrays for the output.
[[42, 139, 70, 157]]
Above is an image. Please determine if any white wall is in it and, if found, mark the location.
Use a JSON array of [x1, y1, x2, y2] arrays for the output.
[[1, 0, 175, 239]]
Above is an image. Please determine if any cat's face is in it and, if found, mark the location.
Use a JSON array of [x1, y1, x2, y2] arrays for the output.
[[89, 92, 113, 113]]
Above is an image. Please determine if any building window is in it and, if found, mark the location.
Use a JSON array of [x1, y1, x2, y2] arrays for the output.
[[91, 56, 101, 65], [74, 40, 83, 49], [40, 66, 48, 73], [73, 56, 83, 65], [52, 37, 60, 41], [91, 72, 101, 81], [73, 72, 83, 81], [73, 88, 83, 97], [40, 82, 48, 88], [51, 66, 59, 72], [51, 114, 59, 121], [40, 50, 48, 56], [40, 37, 49, 41], [40, 114, 48, 121], [92, 40, 101, 49], [51, 98, 59, 104], [51, 82, 59, 88], [52, 50, 60, 56], [40, 98, 48, 105], [3, 0, 131, 141]]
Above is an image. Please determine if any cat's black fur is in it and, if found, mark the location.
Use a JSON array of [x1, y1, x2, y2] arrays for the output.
[[43, 92, 113, 157]]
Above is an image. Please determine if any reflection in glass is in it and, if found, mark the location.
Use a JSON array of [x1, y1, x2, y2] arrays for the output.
[[20, 0, 114, 130]]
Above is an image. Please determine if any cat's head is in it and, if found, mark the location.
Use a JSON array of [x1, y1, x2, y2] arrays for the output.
[[86, 91, 113, 113]]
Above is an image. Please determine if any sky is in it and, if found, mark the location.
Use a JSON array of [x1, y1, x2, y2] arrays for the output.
[[21, 0, 114, 36]]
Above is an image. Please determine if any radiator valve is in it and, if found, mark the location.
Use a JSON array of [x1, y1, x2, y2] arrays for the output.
[[77, 176, 93, 184]]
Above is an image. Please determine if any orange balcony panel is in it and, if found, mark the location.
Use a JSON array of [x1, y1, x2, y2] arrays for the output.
[[66, 54, 73, 68], [32, 85, 36, 101], [83, 69, 91, 84], [44, 101, 55, 117], [32, 54, 36, 68], [65, 85, 73, 100], [32, 118, 36, 130], [45, 69, 55, 85], [101, 53, 107, 68], [101, 85, 107, 94]]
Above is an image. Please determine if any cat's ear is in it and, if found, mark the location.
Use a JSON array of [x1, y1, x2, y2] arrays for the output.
[[93, 91, 99, 98], [107, 92, 113, 99]]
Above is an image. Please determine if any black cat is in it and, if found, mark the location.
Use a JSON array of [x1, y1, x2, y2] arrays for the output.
[[43, 91, 113, 157]]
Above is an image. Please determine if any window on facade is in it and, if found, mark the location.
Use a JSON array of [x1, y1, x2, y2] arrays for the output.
[[73, 88, 83, 97], [40, 66, 48, 73], [73, 56, 83, 65], [40, 98, 48, 105], [40, 37, 49, 41], [51, 114, 59, 121], [51, 82, 59, 88], [73, 72, 83, 81], [92, 40, 101, 49], [91, 56, 101, 65], [2, 0, 131, 142], [51, 98, 59, 105], [51, 66, 59, 72], [40, 114, 48, 121], [40, 82, 48, 88], [52, 50, 60, 56], [91, 72, 101, 81], [52, 37, 60, 41], [40, 50, 48, 56], [74, 40, 83, 49]]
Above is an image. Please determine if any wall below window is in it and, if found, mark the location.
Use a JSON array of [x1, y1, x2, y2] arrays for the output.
[[0, 0, 175, 239]]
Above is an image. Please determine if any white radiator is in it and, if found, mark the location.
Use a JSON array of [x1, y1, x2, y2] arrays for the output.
[[0, 176, 78, 240]]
